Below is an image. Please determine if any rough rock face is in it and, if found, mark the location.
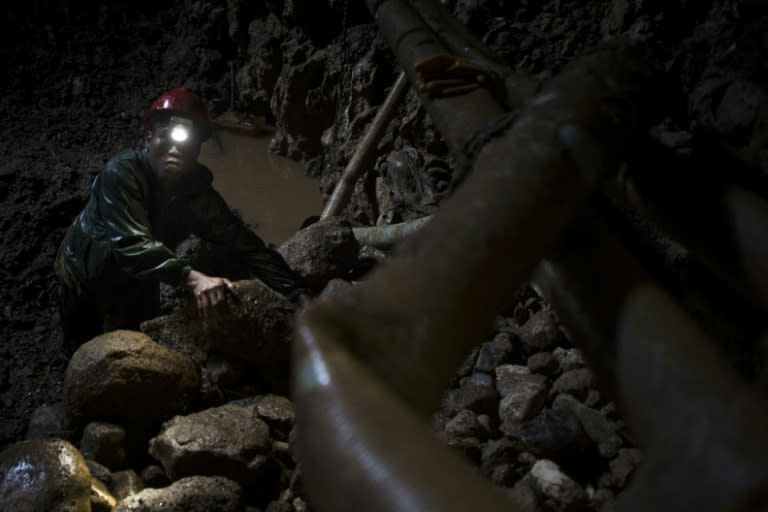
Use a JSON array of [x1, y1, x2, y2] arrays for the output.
[[149, 403, 271, 484], [0, 439, 92, 512], [278, 217, 360, 290], [142, 279, 295, 365], [115, 475, 245, 512], [63, 330, 200, 425]]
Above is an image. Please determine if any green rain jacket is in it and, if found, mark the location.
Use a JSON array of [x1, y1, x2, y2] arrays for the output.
[[55, 148, 304, 298]]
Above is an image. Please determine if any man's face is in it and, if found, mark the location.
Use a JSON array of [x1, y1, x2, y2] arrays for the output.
[[147, 117, 202, 183]]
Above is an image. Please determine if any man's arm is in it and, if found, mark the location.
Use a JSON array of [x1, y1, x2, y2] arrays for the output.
[[97, 164, 237, 314], [189, 188, 308, 298]]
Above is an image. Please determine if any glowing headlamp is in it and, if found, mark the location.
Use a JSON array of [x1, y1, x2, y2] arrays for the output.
[[169, 116, 194, 144]]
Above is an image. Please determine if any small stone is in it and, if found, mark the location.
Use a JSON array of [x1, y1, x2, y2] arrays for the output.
[[481, 437, 524, 475], [205, 352, 244, 388], [462, 371, 494, 388], [86, 459, 112, 485], [278, 218, 360, 290], [496, 366, 548, 435], [80, 422, 127, 470], [443, 434, 482, 463], [265, 499, 293, 512], [256, 394, 296, 435], [293, 497, 308, 512], [585, 390, 601, 408], [139, 464, 170, 488], [474, 333, 515, 372], [0, 439, 91, 512], [506, 474, 546, 511], [445, 409, 485, 439], [90, 478, 117, 512], [443, 379, 499, 417], [550, 368, 595, 401], [528, 352, 558, 376], [519, 310, 563, 354], [553, 348, 585, 373], [715, 80, 764, 135], [109, 470, 144, 501], [530, 459, 588, 512], [601, 0, 632, 35], [495, 365, 530, 397], [456, 346, 480, 379], [512, 304, 530, 326], [607, 448, 644, 488], [590, 488, 615, 511], [149, 403, 271, 484], [25, 402, 69, 440], [271, 440, 294, 470], [64, 330, 200, 426], [520, 409, 593, 461], [115, 475, 244, 512], [476, 414, 497, 439]]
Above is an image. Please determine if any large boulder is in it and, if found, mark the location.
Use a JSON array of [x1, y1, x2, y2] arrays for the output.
[[142, 279, 294, 366], [149, 403, 271, 484], [278, 217, 360, 291], [0, 439, 91, 512], [63, 330, 200, 425], [115, 475, 245, 512]]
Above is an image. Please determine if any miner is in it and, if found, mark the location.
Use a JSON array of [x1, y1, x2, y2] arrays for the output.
[[55, 87, 305, 354]]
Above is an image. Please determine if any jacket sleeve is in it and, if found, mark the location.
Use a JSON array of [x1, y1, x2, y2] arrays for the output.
[[96, 163, 191, 285], [189, 188, 307, 297]]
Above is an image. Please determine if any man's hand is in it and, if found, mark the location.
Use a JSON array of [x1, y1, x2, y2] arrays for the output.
[[185, 269, 234, 318]]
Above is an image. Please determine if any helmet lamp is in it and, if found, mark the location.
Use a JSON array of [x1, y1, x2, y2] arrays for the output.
[[169, 116, 194, 144]]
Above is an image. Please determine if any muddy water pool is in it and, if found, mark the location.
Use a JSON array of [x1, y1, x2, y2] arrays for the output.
[[199, 131, 322, 246]]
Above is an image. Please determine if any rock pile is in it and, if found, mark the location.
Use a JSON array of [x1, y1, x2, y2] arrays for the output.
[[435, 286, 643, 511]]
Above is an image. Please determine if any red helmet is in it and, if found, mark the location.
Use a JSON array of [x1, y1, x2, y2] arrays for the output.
[[142, 87, 212, 140]]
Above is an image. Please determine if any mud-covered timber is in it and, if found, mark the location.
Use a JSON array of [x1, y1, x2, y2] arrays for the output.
[[533, 220, 768, 511], [351, 216, 432, 248], [321, 72, 410, 220], [293, 2, 655, 512]]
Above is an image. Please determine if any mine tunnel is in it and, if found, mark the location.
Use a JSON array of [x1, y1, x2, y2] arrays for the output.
[[1, 0, 768, 511]]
